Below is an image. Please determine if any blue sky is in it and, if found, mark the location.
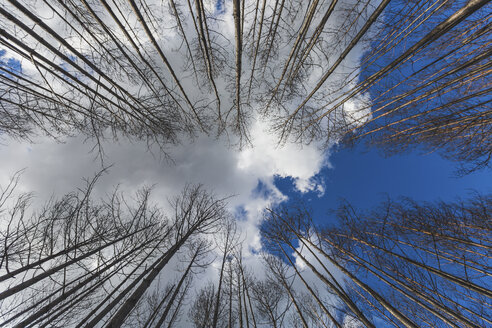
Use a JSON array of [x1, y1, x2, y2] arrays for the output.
[[275, 144, 492, 223]]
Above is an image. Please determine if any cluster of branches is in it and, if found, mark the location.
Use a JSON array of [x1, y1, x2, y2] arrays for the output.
[[0, 0, 226, 144], [0, 172, 490, 327], [0, 0, 491, 325], [260, 194, 491, 327], [1, 0, 489, 169], [0, 171, 228, 327], [265, 0, 491, 173], [348, 0, 492, 174], [0, 172, 314, 328], [188, 220, 334, 328]]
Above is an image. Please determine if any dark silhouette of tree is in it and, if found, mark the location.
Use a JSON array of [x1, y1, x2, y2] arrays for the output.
[[262, 254, 310, 328], [250, 275, 291, 328], [190, 283, 226, 328], [211, 218, 239, 328]]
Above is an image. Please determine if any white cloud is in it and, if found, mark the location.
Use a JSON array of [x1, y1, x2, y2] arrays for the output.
[[0, 114, 327, 245], [237, 118, 327, 193]]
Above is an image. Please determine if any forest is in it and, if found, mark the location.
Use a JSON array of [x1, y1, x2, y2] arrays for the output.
[[0, 0, 490, 327]]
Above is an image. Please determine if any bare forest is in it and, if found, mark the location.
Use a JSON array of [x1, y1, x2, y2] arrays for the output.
[[0, 0, 490, 327]]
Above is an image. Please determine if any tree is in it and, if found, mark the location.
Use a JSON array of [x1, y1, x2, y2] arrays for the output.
[[262, 254, 310, 328], [252, 0, 490, 172], [321, 195, 491, 328], [103, 184, 227, 327], [347, 0, 492, 174], [0, 173, 228, 327], [1, 0, 491, 326], [261, 194, 492, 328], [231, 247, 258, 328], [1, 0, 488, 168], [0, 170, 166, 327], [261, 205, 374, 327], [250, 278, 289, 328], [190, 283, 225, 328], [211, 218, 239, 328], [149, 239, 210, 328]]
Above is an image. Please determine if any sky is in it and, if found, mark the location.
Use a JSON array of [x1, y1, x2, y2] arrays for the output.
[[0, 0, 354, 255], [1, 0, 490, 281], [0, 0, 490, 326], [275, 143, 492, 223]]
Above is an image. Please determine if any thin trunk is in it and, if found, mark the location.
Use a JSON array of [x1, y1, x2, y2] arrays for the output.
[[262, 0, 285, 70], [232, 0, 243, 132], [288, 0, 339, 85], [0, 234, 103, 283], [277, 243, 341, 328], [242, 278, 250, 328], [279, 273, 309, 328], [301, 238, 418, 328], [325, 237, 480, 328], [0, 22, 133, 120], [98, 0, 184, 112], [228, 262, 233, 328], [82, 246, 164, 327], [288, 0, 391, 123], [286, 241, 374, 327], [166, 278, 190, 328], [237, 269, 243, 328], [169, 0, 199, 82], [6, 0, 145, 112], [0, 225, 151, 301], [332, 234, 492, 298], [192, 0, 222, 120], [247, 0, 267, 102], [142, 286, 175, 328], [125, 0, 204, 128], [265, 0, 322, 109], [154, 247, 199, 327], [212, 245, 230, 328], [238, 260, 257, 328], [20, 245, 146, 328], [106, 229, 195, 327]]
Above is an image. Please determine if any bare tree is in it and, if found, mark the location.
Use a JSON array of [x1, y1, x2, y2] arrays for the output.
[[1, 0, 489, 170], [262, 254, 310, 328], [151, 239, 211, 328], [261, 195, 491, 328], [261, 205, 374, 327], [190, 282, 226, 328], [250, 274, 290, 327], [0, 172, 228, 328], [103, 184, 227, 327], [320, 195, 492, 327], [211, 218, 239, 328], [0, 170, 166, 327]]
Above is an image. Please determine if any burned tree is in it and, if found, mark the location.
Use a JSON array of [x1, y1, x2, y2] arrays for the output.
[[0, 172, 228, 327], [1, 0, 490, 168], [261, 195, 492, 328]]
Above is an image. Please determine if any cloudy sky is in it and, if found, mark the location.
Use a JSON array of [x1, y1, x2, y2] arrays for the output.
[[1, 0, 491, 325], [0, 0, 364, 252], [1, 0, 491, 273]]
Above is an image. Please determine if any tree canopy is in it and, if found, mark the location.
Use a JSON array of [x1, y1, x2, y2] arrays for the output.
[[0, 0, 490, 326]]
